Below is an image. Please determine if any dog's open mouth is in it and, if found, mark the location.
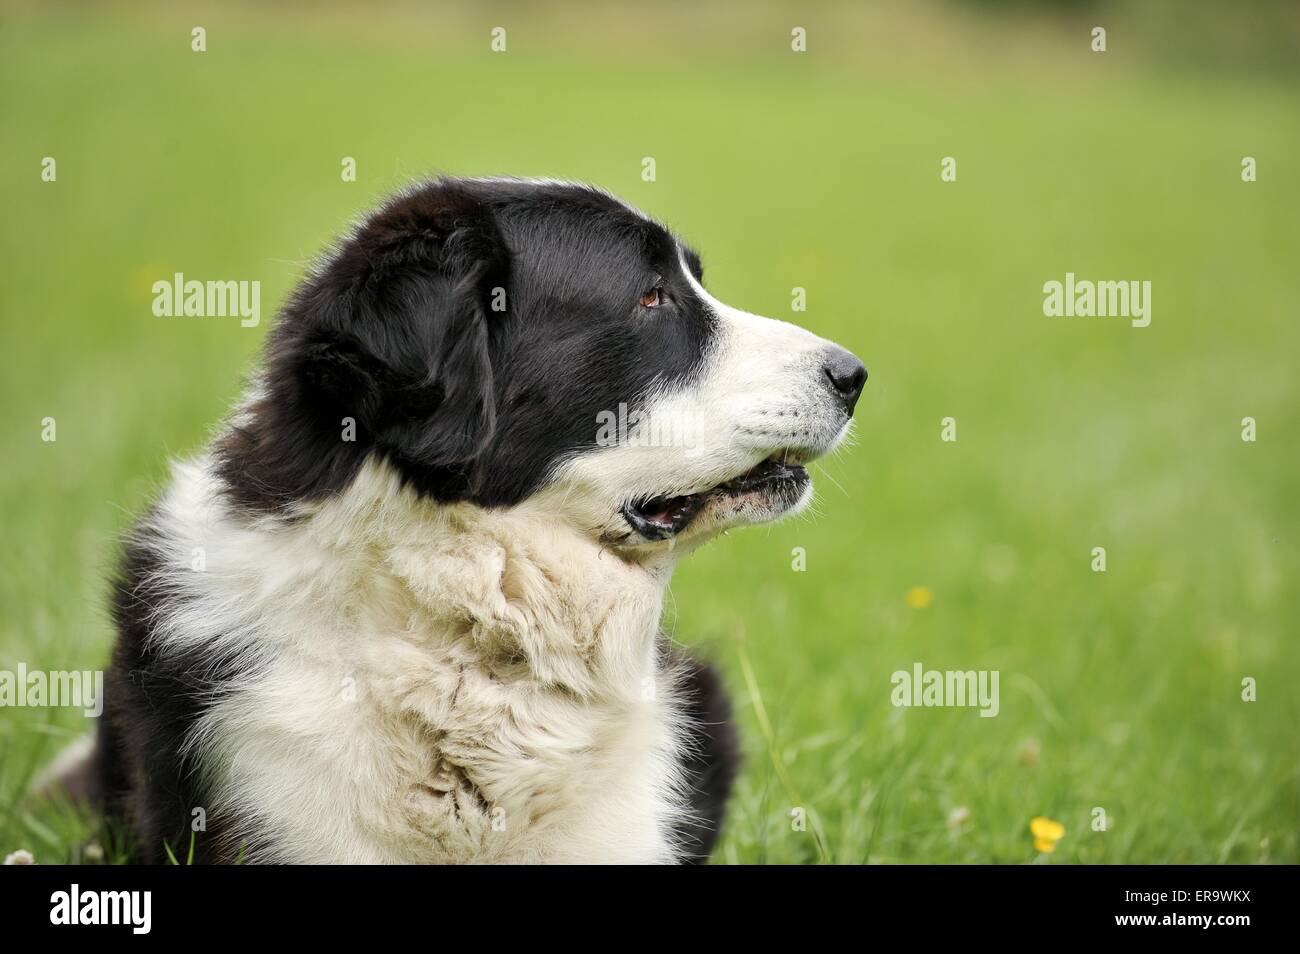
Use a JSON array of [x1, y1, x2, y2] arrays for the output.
[[621, 451, 812, 540]]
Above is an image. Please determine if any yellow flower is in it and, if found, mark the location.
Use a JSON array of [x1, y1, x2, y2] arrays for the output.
[[1030, 816, 1065, 853], [905, 586, 934, 609]]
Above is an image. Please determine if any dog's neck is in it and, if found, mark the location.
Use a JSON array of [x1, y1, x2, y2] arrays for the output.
[[288, 457, 676, 700]]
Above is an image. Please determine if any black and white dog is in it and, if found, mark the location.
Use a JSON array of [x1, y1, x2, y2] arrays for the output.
[[91, 177, 865, 863]]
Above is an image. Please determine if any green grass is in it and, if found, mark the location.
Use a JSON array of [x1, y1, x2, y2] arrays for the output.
[[2, 2, 1297, 864]]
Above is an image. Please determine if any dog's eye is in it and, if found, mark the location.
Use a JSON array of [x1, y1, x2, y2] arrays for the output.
[[639, 288, 664, 308]]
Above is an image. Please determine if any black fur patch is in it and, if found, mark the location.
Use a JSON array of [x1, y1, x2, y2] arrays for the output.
[[217, 177, 716, 512], [100, 521, 241, 863], [670, 652, 741, 863]]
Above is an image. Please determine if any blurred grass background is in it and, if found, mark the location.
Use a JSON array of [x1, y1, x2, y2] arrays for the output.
[[1, 0, 1296, 863]]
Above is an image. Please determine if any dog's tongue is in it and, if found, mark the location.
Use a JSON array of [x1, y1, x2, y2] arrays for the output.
[[623, 492, 709, 540], [642, 495, 700, 530]]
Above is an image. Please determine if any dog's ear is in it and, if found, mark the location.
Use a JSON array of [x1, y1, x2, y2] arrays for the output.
[[283, 182, 509, 470]]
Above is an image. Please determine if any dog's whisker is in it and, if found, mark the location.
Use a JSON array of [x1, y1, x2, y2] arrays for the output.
[[811, 461, 849, 498]]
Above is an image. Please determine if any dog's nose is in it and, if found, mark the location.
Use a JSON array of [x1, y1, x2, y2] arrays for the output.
[[823, 347, 867, 415]]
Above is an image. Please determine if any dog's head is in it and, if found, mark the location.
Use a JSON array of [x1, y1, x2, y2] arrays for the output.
[[221, 177, 865, 556]]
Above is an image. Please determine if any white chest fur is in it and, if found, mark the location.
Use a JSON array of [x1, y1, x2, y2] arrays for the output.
[[148, 459, 690, 863]]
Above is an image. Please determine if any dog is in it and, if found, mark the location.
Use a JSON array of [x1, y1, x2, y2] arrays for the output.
[[85, 177, 865, 863]]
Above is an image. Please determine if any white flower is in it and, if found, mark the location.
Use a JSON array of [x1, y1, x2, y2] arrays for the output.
[[4, 849, 36, 865]]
